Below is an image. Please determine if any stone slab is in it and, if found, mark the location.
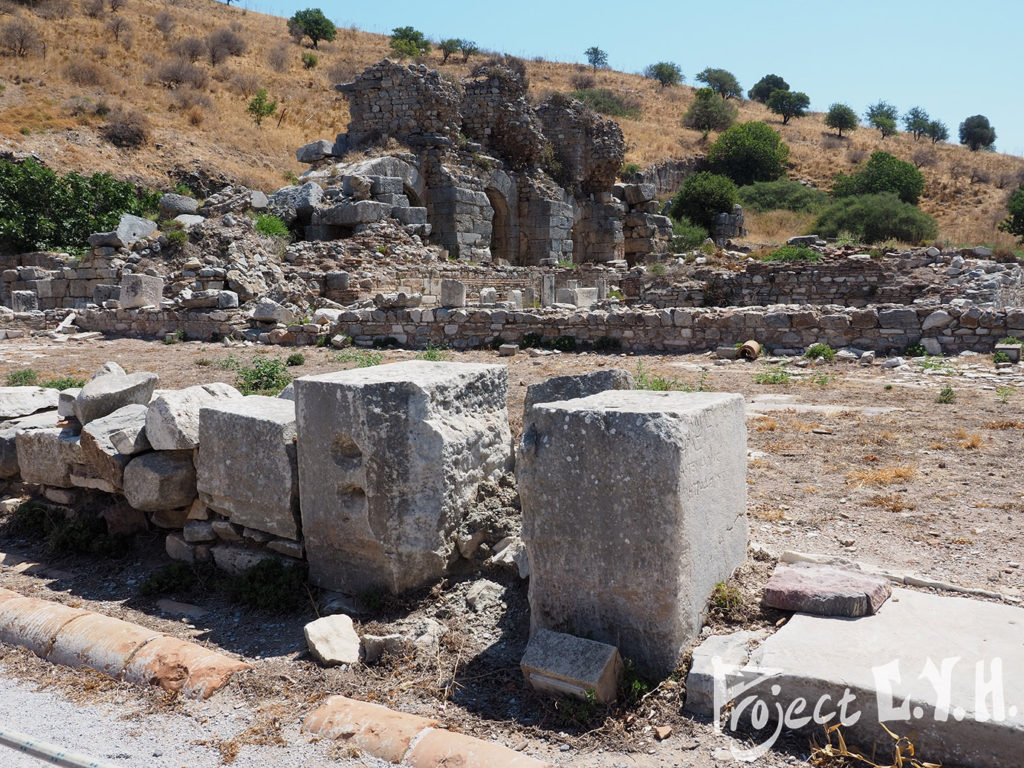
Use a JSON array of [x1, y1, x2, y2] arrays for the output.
[[0, 387, 59, 420], [79, 404, 148, 492], [146, 383, 241, 451], [521, 628, 623, 703], [74, 371, 158, 426], [15, 426, 81, 487], [119, 274, 164, 309], [0, 410, 60, 478], [518, 390, 748, 678], [304, 614, 360, 666], [522, 369, 635, 428], [764, 562, 891, 617]]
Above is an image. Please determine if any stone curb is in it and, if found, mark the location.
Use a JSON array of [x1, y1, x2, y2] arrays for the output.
[[304, 695, 553, 767], [0, 586, 249, 698]]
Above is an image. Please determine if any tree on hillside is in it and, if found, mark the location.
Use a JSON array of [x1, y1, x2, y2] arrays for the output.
[[247, 89, 276, 127], [682, 87, 737, 135], [959, 114, 996, 151], [765, 90, 810, 125], [696, 67, 742, 99], [925, 120, 949, 145], [287, 9, 336, 49], [459, 40, 479, 63], [667, 171, 738, 231], [903, 106, 930, 141], [832, 150, 925, 205], [584, 46, 608, 71], [866, 101, 898, 138], [999, 183, 1024, 244], [389, 26, 430, 58], [438, 38, 461, 64], [748, 74, 788, 103], [644, 61, 683, 89], [707, 121, 789, 186], [824, 103, 858, 138]]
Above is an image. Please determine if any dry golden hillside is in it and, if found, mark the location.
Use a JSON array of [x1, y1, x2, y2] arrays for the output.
[[1, 0, 1023, 247]]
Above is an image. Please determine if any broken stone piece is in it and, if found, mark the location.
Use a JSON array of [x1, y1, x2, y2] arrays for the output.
[[520, 629, 623, 703], [304, 614, 360, 666], [763, 562, 891, 617]]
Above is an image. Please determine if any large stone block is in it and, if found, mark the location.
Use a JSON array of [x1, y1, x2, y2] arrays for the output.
[[78, 404, 148, 492], [119, 274, 164, 309], [523, 369, 634, 426], [0, 387, 58, 420], [1, 411, 61, 478], [15, 426, 82, 487], [294, 361, 512, 594], [439, 279, 466, 308], [197, 396, 300, 540], [74, 371, 158, 426], [517, 390, 748, 678], [123, 451, 197, 512], [146, 383, 242, 451]]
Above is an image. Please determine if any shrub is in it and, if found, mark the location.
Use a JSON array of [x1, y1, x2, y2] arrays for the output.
[[288, 8, 336, 48], [334, 348, 383, 367], [814, 193, 938, 244], [671, 216, 708, 251], [959, 114, 996, 151], [754, 365, 792, 385], [998, 183, 1024, 244], [748, 74, 788, 103], [0, 157, 157, 252], [247, 89, 276, 127], [682, 87, 737, 134], [1, 16, 38, 57], [153, 10, 175, 36], [805, 343, 836, 361], [5, 368, 38, 386], [765, 90, 810, 125], [255, 213, 289, 238], [643, 61, 682, 88], [695, 67, 742, 99], [832, 151, 924, 205], [172, 36, 205, 64], [568, 88, 640, 118], [824, 103, 858, 137], [286, 352, 305, 366], [925, 120, 949, 144], [761, 244, 821, 263], [389, 25, 429, 58], [301, 51, 317, 69], [707, 122, 789, 187], [156, 57, 207, 89], [228, 558, 307, 611], [570, 72, 595, 90], [40, 375, 85, 389], [83, 0, 104, 17], [459, 40, 479, 62], [267, 42, 289, 72], [737, 179, 828, 214], [667, 172, 738, 231], [235, 356, 291, 395], [101, 108, 150, 148], [207, 26, 246, 65], [139, 561, 197, 595], [63, 59, 108, 86], [937, 384, 956, 404], [105, 15, 130, 42], [438, 38, 461, 65]]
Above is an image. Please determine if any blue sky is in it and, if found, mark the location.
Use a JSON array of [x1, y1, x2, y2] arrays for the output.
[[245, 0, 1024, 157]]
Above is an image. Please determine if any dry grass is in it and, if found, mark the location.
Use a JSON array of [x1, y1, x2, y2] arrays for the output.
[[846, 464, 917, 487], [1, 0, 1023, 245], [953, 428, 983, 450], [753, 416, 777, 432], [985, 420, 1024, 430], [865, 494, 917, 513]]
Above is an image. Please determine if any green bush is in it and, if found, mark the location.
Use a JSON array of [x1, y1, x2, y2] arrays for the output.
[[139, 561, 199, 596], [814, 193, 937, 244], [707, 122, 789, 187], [389, 25, 430, 58], [286, 352, 306, 366], [999, 183, 1024, 244], [235, 356, 292, 395], [761, 244, 821, 263], [165, 229, 187, 246], [682, 87, 737, 134], [667, 172, 738, 231], [417, 343, 450, 362], [228, 558, 307, 611], [671, 216, 709, 251], [301, 51, 318, 69], [255, 213, 290, 238], [737, 179, 829, 214], [334, 348, 383, 367], [754, 365, 792, 385], [46, 514, 130, 558], [937, 384, 956, 404], [40, 376, 86, 390], [832, 151, 925, 205], [0, 158, 158, 252], [568, 88, 640, 118], [5, 369, 38, 386], [805, 343, 836, 361]]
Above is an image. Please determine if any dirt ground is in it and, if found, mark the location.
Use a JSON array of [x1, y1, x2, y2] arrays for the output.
[[1, 335, 1022, 767]]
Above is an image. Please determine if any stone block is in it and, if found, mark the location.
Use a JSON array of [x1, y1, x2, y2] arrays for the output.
[[119, 274, 164, 309], [391, 206, 428, 225], [294, 361, 513, 594], [11, 290, 38, 312], [518, 390, 748, 677], [0, 411, 60, 478], [319, 200, 392, 226], [304, 614, 360, 666], [623, 183, 656, 206], [159, 193, 199, 219], [15, 426, 81, 487], [440, 279, 466, 308], [296, 139, 334, 164], [146, 383, 242, 451], [523, 369, 634, 427], [79, 404, 148, 492], [74, 371, 157, 426], [763, 562, 891, 617], [92, 284, 120, 305], [521, 628, 623, 703], [0, 387, 58, 420], [197, 396, 300, 540], [123, 451, 197, 512], [479, 287, 497, 305]]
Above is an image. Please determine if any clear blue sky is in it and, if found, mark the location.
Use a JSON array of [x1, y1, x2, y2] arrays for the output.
[[244, 0, 1024, 157]]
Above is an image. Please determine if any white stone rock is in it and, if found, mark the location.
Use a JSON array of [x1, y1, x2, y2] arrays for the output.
[[304, 614, 360, 666], [0, 387, 59, 420], [146, 383, 242, 451], [123, 451, 197, 511]]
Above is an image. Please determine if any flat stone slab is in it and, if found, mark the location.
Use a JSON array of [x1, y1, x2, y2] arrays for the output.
[[763, 562, 891, 617], [521, 629, 623, 703], [703, 589, 1024, 767], [746, 393, 899, 417], [0, 387, 58, 420]]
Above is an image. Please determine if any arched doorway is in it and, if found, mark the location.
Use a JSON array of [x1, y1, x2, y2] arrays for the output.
[[485, 188, 512, 264]]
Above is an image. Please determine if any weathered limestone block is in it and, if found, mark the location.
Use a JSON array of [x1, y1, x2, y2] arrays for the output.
[[78, 404, 149, 492], [521, 628, 623, 703], [197, 396, 300, 540], [158, 193, 199, 219], [318, 201, 392, 226], [440, 279, 466, 308], [523, 369, 635, 428], [294, 361, 512, 594], [15, 426, 82, 487], [146, 383, 242, 451], [10, 290, 38, 312], [517, 390, 748, 677], [119, 274, 164, 309], [0, 387, 59, 420], [763, 562, 891, 617], [74, 371, 158, 426], [123, 451, 197, 512], [304, 614, 360, 666], [296, 139, 335, 164], [251, 298, 294, 324], [1, 411, 60, 478]]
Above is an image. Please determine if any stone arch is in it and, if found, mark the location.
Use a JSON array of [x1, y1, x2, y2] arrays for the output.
[[483, 169, 520, 265]]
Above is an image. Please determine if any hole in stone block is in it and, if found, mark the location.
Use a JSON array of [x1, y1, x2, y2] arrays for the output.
[[330, 434, 363, 471], [335, 484, 366, 524]]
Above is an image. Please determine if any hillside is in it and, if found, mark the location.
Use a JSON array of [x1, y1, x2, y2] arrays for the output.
[[2, 0, 1023, 248]]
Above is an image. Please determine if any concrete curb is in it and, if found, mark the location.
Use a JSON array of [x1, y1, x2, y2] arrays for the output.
[[304, 695, 553, 767], [0, 586, 248, 698]]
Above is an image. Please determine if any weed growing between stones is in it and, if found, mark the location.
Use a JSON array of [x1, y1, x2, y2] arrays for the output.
[[5, 369, 39, 386], [285, 352, 306, 366], [810, 722, 940, 768], [936, 384, 956, 404], [417, 343, 450, 362], [710, 581, 742, 616], [846, 464, 917, 487], [228, 558, 307, 612], [996, 386, 1015, 404], [2, 502, 129, 557], [918, 355, 956, 375], [334, 348, 383, 367], [40, 376, 86, 390], [634, 361, 683, 391], [993, 351, 1011, 364], [235, 356, 292, 395], [804, 343, 836, 361], [754, 365, 792, 385], [138, 561, 199, 596]]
